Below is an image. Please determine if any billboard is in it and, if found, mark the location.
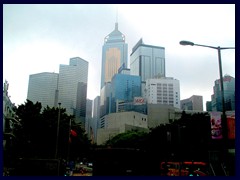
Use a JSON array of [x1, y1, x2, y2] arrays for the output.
[[134, 97, 145, 105], [226, 111, 235, 140], [210, 112, 222, 139]]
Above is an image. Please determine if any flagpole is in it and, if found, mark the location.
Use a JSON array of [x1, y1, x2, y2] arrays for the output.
[[67, 119, 72, 161], [55, 102, 61, 159]]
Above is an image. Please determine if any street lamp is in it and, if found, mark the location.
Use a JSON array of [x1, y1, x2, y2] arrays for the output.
[[179, 40, 235, 165], [55, 102, 61, 159], [179, 40, 234, 117]]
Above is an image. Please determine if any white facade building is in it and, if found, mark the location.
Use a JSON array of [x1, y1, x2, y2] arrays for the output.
[[27, 72, 59, 109], [145, 77, 180, 109], [58, 57, 88, 116]]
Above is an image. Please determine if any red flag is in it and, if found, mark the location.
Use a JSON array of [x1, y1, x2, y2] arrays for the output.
[[70, 129, 77, 137]]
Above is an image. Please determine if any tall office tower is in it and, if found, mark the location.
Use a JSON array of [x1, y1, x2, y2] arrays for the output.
[[58, 57, 88, 125], [180, 95, 203, 111], [206, 101, 212, 111], [145, 77, 180, 109], [75, 82, 87, 125], [91, 96, 100, 143], [101, 22, 128, 89], [100, 82, 111, 118], [85, 99, 93, 136], [130, 39, 165, 97], [211, 75, 235, 111], [110, 73, 141, 113], [27, 72, 59, 109]]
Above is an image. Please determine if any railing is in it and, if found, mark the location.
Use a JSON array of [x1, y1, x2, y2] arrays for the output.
[[209, 163, 216, 176]]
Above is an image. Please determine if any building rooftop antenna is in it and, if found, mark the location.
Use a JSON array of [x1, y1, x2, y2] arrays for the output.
[[115, 6, 119, 30], [116, 6, 118, 23]]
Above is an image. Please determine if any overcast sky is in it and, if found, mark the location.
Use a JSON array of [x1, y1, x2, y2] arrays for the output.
[[3, 4, 235, 110]]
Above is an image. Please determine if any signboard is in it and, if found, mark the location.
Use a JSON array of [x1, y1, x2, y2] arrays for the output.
[[226, 111, 235, 140], [210, 112, 222, 139], [134, 97, 145, 105]]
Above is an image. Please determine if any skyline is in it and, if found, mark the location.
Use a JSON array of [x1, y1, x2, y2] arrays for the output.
[[3, 4, 235, 110]]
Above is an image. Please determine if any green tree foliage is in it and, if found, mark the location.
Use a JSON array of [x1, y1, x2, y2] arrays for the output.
[[105, 130, 148, 149], [14, 100, 91, 160], [104, 112, 211, 162]]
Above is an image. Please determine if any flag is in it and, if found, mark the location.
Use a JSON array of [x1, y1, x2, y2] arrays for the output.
[[70, 129, 77, 137]]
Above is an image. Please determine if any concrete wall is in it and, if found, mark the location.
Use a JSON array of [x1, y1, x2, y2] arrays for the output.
[[147, 104, 177, 128], [96, 111, 148, 145]]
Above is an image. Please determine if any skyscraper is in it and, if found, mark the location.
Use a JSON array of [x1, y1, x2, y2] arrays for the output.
[[130, 39, 165, 97], [58, 57, 88, 125], [110, 73, 141, 113], [101, 22, 128, 88], [130, 38, 165, 80], [211, 75, 235, 111], [85, 99, 93, 137], [27, 72, 59, 109], [92, 96, 100, 143], [100, 82, 111, 118]]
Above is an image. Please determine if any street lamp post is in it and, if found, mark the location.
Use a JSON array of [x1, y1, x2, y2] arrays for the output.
[[180, 40, 234, 116], [55, 102, 61, 159], [179, 40, 235, 165]]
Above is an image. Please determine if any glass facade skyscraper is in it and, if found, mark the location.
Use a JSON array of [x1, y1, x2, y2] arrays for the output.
[[101, 23, 128, 88], [58, 57, 88, 125], [100, 82, 111, 118], [130, 38, 165, 82], [130, 39, 165, 98], [110, 73, 141, 113], [27, 72, 59, 109], [211, 75, 235, 111]]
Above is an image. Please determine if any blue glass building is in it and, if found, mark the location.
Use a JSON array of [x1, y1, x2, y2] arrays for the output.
[[110, 73, 141, 113], [101, 23, 128, 89], [211, 75, 235, 111]]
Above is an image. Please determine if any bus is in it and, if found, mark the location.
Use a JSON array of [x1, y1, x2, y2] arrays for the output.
[[160, 161, 208, 176]]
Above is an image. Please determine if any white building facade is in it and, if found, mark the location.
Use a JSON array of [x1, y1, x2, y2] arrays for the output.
[[27, 72, 59, 109], [145, 77, 180, 109], [58, 57, 88, 116]]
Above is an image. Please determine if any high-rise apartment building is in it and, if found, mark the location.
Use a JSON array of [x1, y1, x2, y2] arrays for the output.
[[145, 77, 180, 109], [101, 23, 128, 88], [210, 75, 235, 111], [180, 95, 203, 111], [58, 57, 88, 125], [27, 72, 59, 109]]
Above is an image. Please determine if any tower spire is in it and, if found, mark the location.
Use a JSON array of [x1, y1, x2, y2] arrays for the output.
[[116, 6, 118, 23], [115, 6, 118, 30]]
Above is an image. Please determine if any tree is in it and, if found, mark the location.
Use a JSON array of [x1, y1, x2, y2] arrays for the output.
[[14, 100, 91, 160], [14, 100, 42, 158], [105, 130, 148, 149]]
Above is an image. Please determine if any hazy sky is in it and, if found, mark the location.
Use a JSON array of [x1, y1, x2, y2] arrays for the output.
[[3, 4, 235, 110]]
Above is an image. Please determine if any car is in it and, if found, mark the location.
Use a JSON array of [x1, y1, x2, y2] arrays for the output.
[[87, 162, 93, 167]]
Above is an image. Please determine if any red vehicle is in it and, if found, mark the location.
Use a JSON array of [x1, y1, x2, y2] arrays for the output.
[[160, 161, 208, 176]]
